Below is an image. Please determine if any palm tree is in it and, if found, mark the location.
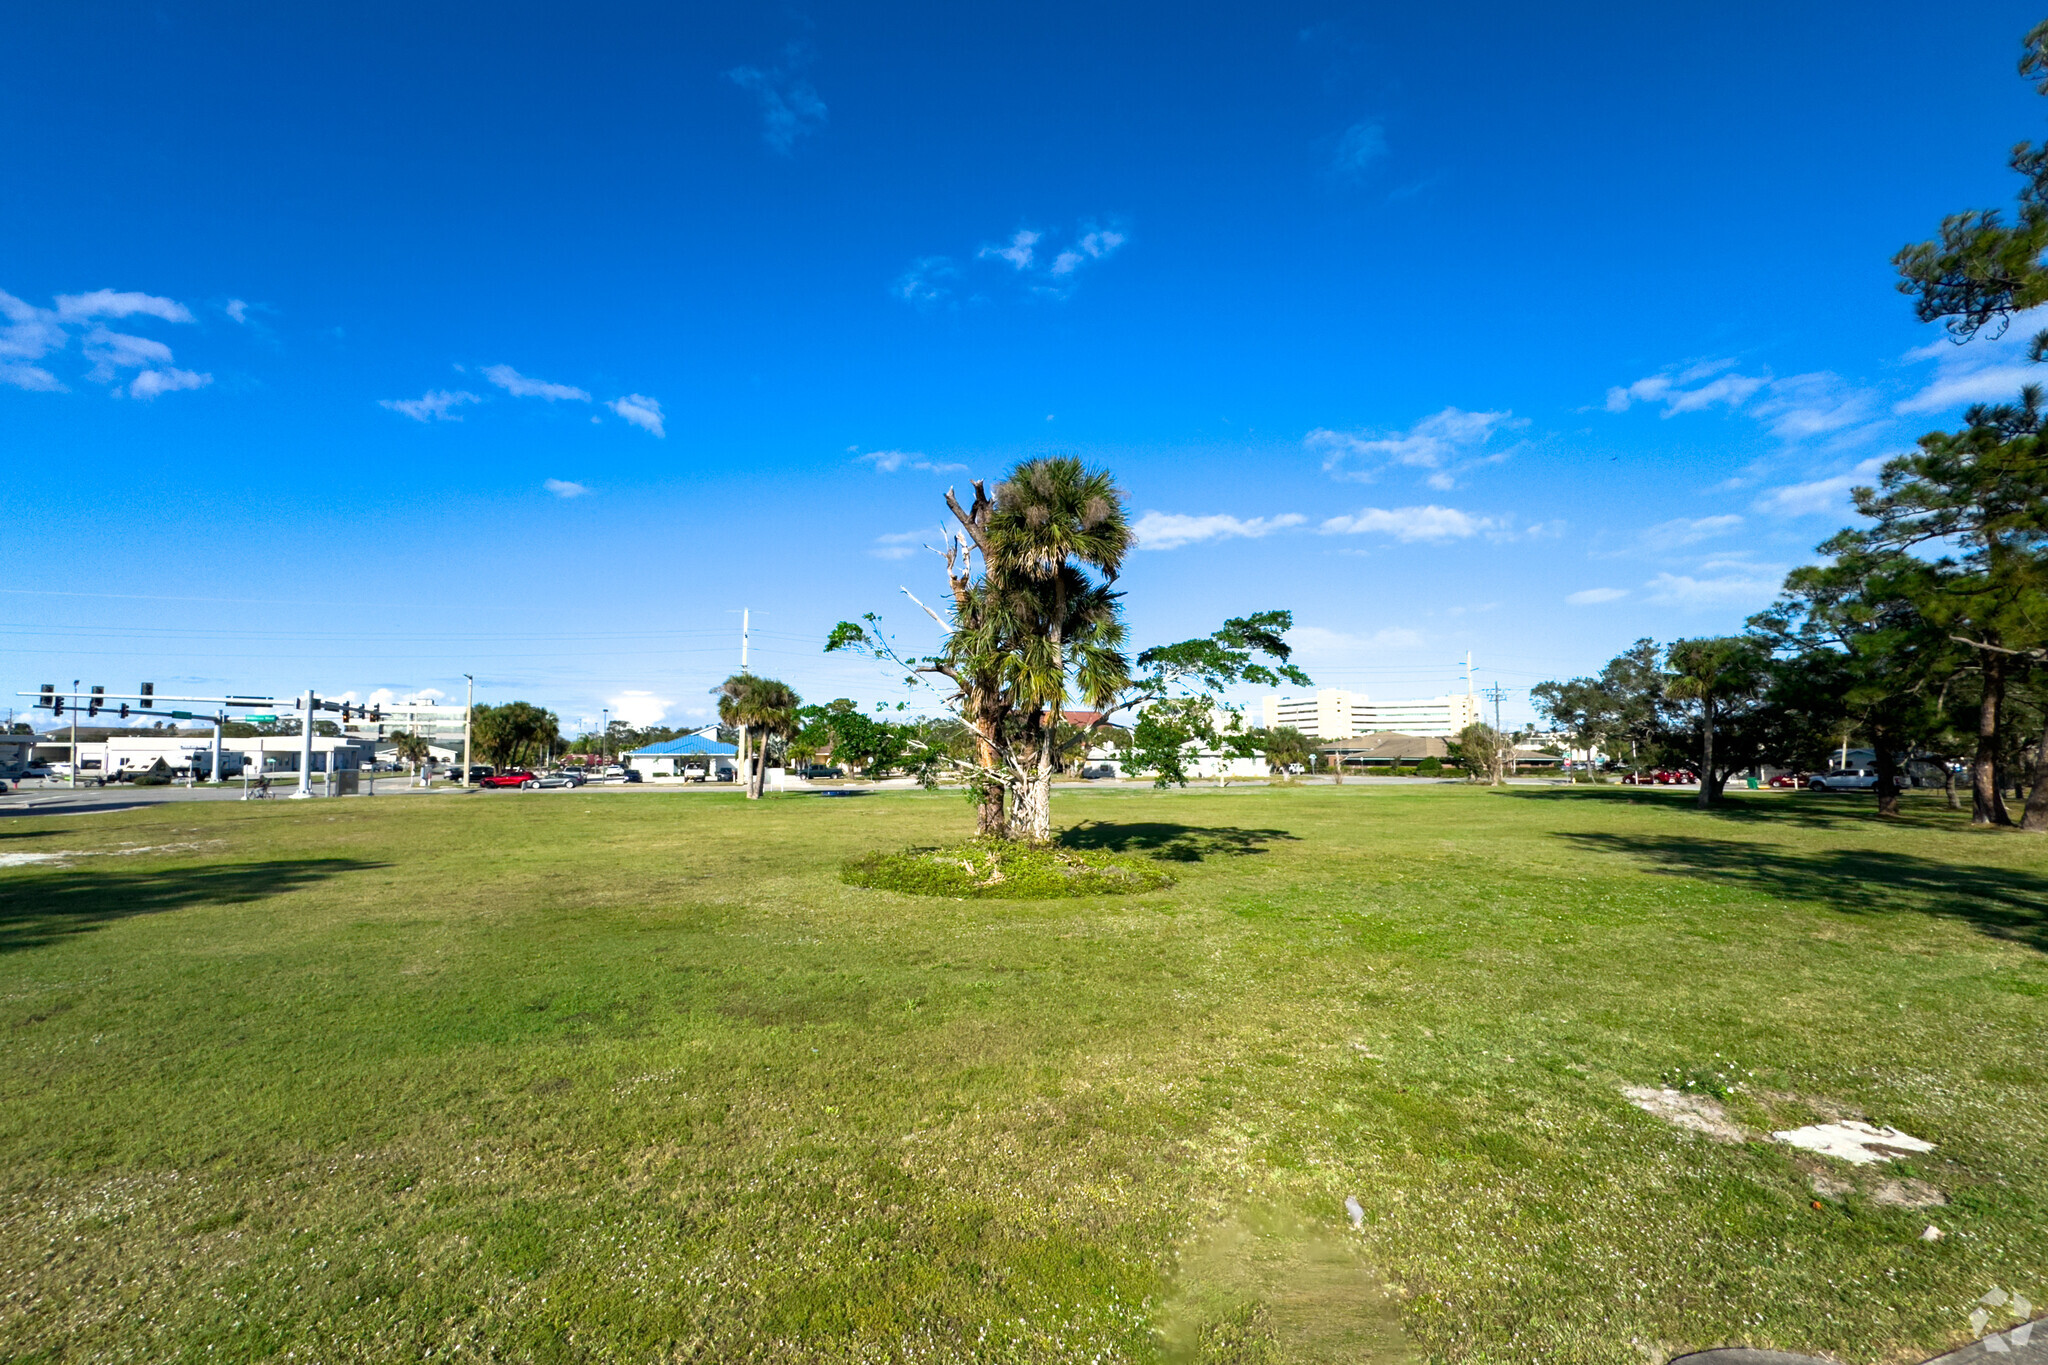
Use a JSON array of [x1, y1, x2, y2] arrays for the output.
[[985, 458, 1132, 841], [714, 675, 803, 799], [391, 729, 432, 786]]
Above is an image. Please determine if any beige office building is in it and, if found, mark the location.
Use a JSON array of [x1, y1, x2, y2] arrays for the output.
[[1261, 688, 1482, 740]]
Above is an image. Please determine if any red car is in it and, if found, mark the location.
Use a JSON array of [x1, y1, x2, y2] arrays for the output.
[[1621, 768, 1698, 785], [478, 769, 535, 788], [1767, 773, 1803, 789]]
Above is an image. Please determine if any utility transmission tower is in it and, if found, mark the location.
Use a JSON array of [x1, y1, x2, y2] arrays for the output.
[[1482, 682, 1508, 735]]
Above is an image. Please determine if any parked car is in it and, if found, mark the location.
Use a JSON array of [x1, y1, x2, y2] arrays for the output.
[[619, 768, 643, 783], [1809, 766, 1882, 791], [479, 769, 536, 788], [1621, 768, 1697, 785], [527, 772, 586, 789], [1767, 773, 1804, 789], [797, 765, 844, 779]]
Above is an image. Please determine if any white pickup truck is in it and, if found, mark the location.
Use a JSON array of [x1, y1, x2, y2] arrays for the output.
[[1808, 766, 1891, 791]]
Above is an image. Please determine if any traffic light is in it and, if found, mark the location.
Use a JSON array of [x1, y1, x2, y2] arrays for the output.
[[120, 704, 131, 720], [341, 703, 353, 722], [38, 684, 53, 711], [140, 682, 154, 710], [370, 706, 382, 722], [88, 686, 104, 716]]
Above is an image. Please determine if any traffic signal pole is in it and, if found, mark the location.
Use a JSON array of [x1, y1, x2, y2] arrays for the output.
[[294, 689, 316, 799]]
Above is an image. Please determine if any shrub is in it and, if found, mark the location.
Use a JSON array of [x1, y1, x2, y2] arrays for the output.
[[1417, 757, 1443, 775], [842, 839, 1176, 899]]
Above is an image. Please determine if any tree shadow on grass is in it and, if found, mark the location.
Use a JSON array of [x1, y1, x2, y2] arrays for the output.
[[0, 859, 383, 954], [1496, 785, 1962, 833], [1057, 821, 1300, 863], [1555, 831, 2048, 951]]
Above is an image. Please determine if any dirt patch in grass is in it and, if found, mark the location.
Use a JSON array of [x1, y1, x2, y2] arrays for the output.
[[841, 838, 1176, 899]]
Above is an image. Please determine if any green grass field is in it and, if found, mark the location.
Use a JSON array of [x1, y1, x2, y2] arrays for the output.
[[2, 785, 2044, 1364]]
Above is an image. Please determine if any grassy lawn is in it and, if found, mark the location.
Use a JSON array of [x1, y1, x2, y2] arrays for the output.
[[1, 785, 2044, 1364]]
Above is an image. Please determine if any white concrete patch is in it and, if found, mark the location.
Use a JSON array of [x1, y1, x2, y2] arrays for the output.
[[0, 842, 209, 870], [1771, 1120, 1934, 1165], [1622, 1086, 1746, 1142]]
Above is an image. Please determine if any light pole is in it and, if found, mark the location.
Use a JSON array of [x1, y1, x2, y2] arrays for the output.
[[69, 678, 78, 788], [463, 675, 475, 789], [602, 707, 609, 767]]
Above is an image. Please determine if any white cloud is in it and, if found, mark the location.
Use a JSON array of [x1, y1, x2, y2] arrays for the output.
[[979, 229, 1041, 271], [1288, 623, 1426, 658], [0, 289, 65, 362], [224, 299, 249, 324], [486, 364, 591, 402], [1566, 587, 1629, 605], [608, 394, 665, 437], [1643, 568, 1784, 608], [728, 50, 828, 155], [1893, 310, 2048, 416], [1898, 362, 2036, 414], [905, 221, 1126, 304], [0, 362, 63, 392], [2, 285, 211, 399], [1319, 504, 1496, 542], [858, 448, 967, 474], [1330, 120, 1388, 179], [53, 289, 193, 324], [1605, 359, 1766, 416], [1751, 456, 1889, 517], [544, 478, 590, 498], [869, 530, 930, 560], [83, 327, 174, 381], [1307, 406, 1522, 484], [128, 367, 211, 399], [1749, 372, 1880, 440], [1644, 513, 1744, 545], [894, 256, 958, 307], [1133, 511, 1306, 550], [380, 389, 480, 422], [607, 690, 673, 727]]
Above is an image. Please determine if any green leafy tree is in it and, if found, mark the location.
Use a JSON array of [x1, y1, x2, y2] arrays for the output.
[[1895, 20, 2048, 359], [1822, 392, 2048, 826], [1664, 638, 1769, 807], [470, 702, 562, 769], [1251, 725, 1312, 775], [829, 460, 1307, 841], [1450, 722, 1509, 785]]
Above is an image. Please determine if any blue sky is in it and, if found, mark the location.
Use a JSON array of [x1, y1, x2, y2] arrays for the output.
[[5, 1, 2044, 733]]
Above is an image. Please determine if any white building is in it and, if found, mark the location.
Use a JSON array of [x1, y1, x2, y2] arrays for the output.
[[1261, 689, 1482, 740], [344, 699, 467, 746]]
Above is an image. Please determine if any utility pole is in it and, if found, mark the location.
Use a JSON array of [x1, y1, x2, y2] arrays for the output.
[[293, 689, 316, 798], [463, 674, 475, 789], [1483, 681, 1507, 736], [741, 608, 749, 670], [69, 679, 78, 788]]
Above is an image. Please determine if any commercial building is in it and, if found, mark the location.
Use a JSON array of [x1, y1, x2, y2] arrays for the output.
[[32, 733, 376, 778], [1260, 689, 1482, 740], [343, 699, 467, 746], [623, 733, 739, 779]]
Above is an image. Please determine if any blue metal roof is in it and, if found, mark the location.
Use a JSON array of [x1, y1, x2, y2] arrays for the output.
[[626, 735, 736, 756]]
